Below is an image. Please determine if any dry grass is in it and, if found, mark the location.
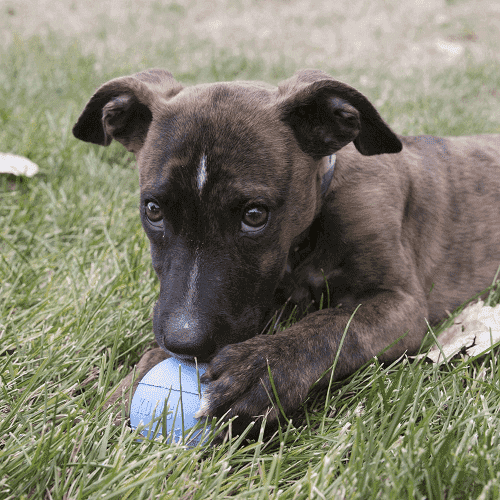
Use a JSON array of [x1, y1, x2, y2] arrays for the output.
[[2, 0, 500, 75]]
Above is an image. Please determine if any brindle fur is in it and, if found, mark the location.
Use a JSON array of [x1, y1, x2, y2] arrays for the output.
[[73, 69, 500, 438]]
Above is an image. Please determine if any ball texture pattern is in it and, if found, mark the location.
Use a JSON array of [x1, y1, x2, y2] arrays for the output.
[[130, 358, 208, 444]]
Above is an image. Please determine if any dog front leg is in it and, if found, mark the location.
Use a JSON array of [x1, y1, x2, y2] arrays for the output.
[[199, 289, 428, 437]]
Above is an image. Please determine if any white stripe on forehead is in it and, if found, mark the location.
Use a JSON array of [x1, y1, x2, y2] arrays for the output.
[[197, 154, 208, 193]]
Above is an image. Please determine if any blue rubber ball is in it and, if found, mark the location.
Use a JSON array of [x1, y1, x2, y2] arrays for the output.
[[130, 358, 208, 445]]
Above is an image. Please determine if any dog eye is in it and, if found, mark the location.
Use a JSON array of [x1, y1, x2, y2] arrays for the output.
[[241, 205, 269, 233], [145, 201, 163, 228]]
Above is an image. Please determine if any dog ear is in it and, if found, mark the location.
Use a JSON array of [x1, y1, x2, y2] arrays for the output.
[[72, 69, 183, 153], [278, 70, 402, 158]]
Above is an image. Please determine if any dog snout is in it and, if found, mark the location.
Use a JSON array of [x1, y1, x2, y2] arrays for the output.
[[155, 308, 217, 359]]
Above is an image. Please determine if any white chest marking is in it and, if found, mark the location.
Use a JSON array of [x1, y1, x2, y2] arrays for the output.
[[197, 154, 208, 193]]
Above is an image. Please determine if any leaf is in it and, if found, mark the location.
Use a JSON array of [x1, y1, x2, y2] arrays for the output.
[[425, 300, 500, 364], [0, 153, 39, 177]]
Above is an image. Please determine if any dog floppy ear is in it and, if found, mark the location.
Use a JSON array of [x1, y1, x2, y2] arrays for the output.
[[73, 69, 183, 153], [278, 69, 402, 158]]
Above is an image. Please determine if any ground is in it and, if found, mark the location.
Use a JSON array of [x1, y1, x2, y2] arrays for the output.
[[2, 0, 499, 75]]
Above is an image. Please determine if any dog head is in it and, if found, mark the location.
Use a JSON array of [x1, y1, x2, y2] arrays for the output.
[[73, 68, 402, 362]]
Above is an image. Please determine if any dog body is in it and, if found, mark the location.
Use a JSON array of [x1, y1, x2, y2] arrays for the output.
[[73, 69, 500, 435]]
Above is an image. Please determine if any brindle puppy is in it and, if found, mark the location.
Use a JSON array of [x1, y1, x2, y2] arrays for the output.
[[73, 69, 500, 437]]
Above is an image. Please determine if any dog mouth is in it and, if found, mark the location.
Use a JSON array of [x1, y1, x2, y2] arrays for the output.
[[163, 348, 214, 365], [168, 351, 213, 367], [154, 303, 273, 365]]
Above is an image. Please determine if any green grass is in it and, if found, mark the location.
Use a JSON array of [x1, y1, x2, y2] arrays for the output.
[[2, 6, 500, 498]]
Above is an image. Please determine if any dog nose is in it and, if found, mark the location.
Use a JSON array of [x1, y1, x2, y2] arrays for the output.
[[163, 313, 216, 358], [165, 333, 216, 358]]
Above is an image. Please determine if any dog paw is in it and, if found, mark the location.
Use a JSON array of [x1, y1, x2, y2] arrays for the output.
[[198, 334, 311, 438]]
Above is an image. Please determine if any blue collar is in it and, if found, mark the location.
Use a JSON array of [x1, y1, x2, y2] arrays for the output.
[[321, 154, 336, 197]]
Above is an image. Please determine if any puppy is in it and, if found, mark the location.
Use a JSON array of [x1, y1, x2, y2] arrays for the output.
[[73, 69, 500, 436]]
